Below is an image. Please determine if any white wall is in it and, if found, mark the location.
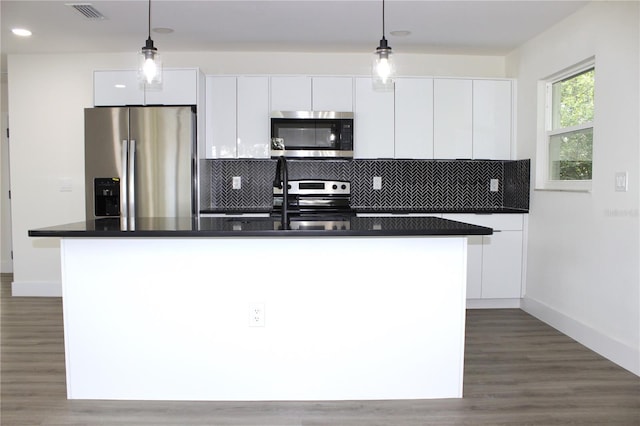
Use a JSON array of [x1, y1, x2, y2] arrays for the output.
[[1, 76, 12, 273], [7, 51, 506, 296], [506, 1, 639, 375]]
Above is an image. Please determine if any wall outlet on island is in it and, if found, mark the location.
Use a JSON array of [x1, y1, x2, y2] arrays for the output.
[[232, 176, 242, 190], [490, 179, 499, 192], [248, 303, 265, 327]]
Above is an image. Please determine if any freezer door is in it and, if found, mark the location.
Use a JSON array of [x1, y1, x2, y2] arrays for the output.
[[84, 107, 129, 220], [129, 107, 195, 218]]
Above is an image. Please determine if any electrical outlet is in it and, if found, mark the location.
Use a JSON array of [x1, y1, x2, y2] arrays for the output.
[[490, 179, 499, 192], [373, 176, 382, 190], [248, 303, 265, 327], [232, 176, 242, 190]]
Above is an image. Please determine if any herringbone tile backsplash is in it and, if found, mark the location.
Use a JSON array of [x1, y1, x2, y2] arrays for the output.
[[201, 159, 530, 212]]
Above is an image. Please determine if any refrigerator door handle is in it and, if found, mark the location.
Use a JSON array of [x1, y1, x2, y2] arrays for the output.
[[120, 140, 129, 220], [128, 139, 136, 223]]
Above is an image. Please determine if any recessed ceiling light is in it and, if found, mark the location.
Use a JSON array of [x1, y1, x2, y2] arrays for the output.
[[12, 28, 32, 37], [153, 27, 174, 34], [390, 30, 411, 37]]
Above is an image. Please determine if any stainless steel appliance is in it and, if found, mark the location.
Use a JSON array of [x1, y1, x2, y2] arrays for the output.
[[84, 106, 197, 223], [270, 111, 353, 158], [273, 179, 352, 230]]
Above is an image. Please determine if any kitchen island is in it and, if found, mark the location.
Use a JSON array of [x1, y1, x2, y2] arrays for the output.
[[29, 216, 491, 401]]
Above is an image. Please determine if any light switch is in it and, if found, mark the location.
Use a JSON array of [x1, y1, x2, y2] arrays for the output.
[[59, 177, 72, 192], [615, 172, 628, 192], [232, 176, 242, 190], [490, 179, 499, 192]]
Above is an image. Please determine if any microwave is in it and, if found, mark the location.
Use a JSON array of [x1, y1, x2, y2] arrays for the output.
[[270, 111, 353, 158]]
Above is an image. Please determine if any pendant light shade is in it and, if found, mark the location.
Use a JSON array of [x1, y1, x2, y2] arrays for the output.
[[372, 0, 395, 91], [138, 0, 162, 86]]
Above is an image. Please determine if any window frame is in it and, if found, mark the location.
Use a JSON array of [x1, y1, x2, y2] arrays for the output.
[[537, 59, 595, 192]]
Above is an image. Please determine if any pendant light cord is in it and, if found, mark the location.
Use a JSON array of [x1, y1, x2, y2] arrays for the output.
[[147, 0, 151, 39], [382, 0, 386, 38]]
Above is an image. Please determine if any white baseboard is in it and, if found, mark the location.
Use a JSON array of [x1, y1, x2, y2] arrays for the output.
[[11, 280, 62, 297], [466, 298, 521, 309], [521, 296, 640, 377]]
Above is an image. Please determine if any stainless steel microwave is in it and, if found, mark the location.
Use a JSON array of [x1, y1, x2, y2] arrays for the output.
[[270, 111, 353, 158]]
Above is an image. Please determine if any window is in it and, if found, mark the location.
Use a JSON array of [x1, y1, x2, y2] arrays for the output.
[[540, 63, 595, 190]]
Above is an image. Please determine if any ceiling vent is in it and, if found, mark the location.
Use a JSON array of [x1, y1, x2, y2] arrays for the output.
[[66, 3, 106, 20]]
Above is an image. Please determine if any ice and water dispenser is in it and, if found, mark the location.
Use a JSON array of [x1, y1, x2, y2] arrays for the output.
[[94, 178, 120, 217]]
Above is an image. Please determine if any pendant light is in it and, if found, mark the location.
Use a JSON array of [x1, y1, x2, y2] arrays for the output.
[[138, 0, 162, 86], [372, 0, 395, 91]]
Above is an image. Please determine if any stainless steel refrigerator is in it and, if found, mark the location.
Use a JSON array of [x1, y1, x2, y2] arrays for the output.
[[84, 106, 197, 223]]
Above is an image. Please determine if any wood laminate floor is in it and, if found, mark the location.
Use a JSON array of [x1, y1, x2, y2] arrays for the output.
[[1, 274, 638, 425]]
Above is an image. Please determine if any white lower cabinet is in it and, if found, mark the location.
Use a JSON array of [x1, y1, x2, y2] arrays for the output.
[[443, 214, 525, 303], [465, 236, 483, 299], [481, 231, 523, 298]]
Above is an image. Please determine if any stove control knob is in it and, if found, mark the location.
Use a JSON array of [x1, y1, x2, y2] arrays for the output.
[[332, 184, 338, 190], [341, 184, 347, 190]]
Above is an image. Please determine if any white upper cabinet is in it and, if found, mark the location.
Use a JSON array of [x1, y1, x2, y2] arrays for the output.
[[206, 76, 237, 158], [433, 78, 513, 160], [312, 77, 354, 111], [472, 80, 512, 160], [394, 78, 434, 159], [145, 69, 198, 105], [270, 76, 354, 112], [237, 76, 270, 158], [94, 70, 144, 106], [94, 69, 199, 106], [433, 79, 473, 159], [354, 77, 395, 159], [270, 76, 312, 111]]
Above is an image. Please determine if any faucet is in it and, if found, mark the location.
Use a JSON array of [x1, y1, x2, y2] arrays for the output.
[[273, 156, 289, 229]]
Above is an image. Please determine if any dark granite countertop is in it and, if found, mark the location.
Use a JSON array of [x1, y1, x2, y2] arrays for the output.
[[199, 208, 529, 215], [351, 208, 529, 215], [29, 216, 493, 238]]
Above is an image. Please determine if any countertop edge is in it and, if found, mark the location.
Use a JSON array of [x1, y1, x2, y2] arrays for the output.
[[28, 228, 493, 238]]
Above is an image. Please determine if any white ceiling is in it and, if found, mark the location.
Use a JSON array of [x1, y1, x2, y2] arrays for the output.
[[2, 0, 588, 70]]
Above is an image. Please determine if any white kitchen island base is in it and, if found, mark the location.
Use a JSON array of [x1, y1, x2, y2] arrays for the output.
[[61, 236, 468, 401]]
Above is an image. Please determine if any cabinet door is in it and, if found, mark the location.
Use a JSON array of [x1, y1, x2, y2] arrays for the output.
[[94, 70, 144, 106], [312, 77, 354, 111], [206, 76, 237, 158], [145, 69, 198, 105], [433, 79, 472, 159], [473, 80, 512, 160], [443, 213, 524, 300], [466, 236, 483, 299], [481, 231, 523, 298], [237, 76, 270, 158], [270, 76, 312, 111], [354, 77, 394, 159], [394, 78, 434, 159]]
